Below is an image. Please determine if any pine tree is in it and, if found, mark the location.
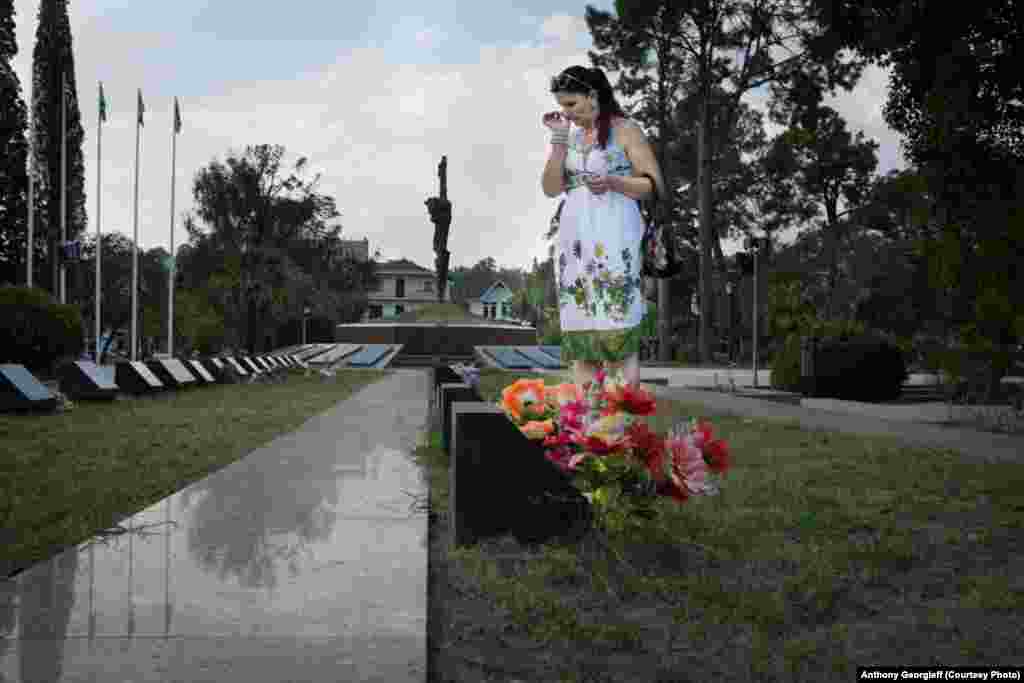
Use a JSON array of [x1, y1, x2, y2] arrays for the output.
[[0, 0, 31, 286], [30, 0, 87, 297]]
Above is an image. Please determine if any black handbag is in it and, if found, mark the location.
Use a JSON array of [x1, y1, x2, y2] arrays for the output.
[[639, 173, 681, 279]]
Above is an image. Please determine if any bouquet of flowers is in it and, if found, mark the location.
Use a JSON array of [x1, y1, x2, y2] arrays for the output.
[[497, 367, 731, 523]]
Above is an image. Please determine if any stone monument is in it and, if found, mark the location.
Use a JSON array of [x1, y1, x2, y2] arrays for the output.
[[425, 156, 452, 304]]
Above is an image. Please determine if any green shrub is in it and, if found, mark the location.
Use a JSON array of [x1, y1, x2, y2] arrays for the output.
[[539, 305, 562, 346], [0, 285, 84, 374], [810, 333, 909, 402], [770, 334, 803, 391]]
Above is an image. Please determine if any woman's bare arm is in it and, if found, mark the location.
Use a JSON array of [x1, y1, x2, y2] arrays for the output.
[[541, 144, 568, 198]]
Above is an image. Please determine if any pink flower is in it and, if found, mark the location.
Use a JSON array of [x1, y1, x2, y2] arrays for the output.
[[662, 431, 715, 502]]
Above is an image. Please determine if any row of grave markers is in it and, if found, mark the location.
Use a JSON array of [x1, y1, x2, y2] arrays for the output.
[[0, 353, 308, 413]]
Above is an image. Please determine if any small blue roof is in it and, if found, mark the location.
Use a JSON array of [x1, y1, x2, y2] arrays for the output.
[[478, 280, 512, 304]]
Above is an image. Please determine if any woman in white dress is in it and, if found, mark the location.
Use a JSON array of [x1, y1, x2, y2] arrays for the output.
[[541, 66, 665, 393]]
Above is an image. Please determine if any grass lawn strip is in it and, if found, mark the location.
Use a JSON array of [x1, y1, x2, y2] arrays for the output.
[[422, 368, 1024, 682], [0, 368, 392, 576]]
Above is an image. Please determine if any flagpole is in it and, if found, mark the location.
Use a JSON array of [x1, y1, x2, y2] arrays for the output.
[[95, 83, 103, 363], [131, 90, 142, 361], [26, 80, 34, 289], [60, 71, 67, 304], [167, 99, 177, 356]]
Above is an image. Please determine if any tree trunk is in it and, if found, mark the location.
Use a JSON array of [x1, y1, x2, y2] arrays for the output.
[[657, 278, 671, 362], [698, 88, 715, 365]]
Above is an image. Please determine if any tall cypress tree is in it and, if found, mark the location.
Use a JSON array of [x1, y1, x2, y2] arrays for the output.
[[30, 0, 86, 297], [0, 0, 31, 287]]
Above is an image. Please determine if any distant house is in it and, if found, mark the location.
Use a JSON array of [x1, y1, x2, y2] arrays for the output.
[[361, 258, 454, 321], [467, 280, 521, 322]]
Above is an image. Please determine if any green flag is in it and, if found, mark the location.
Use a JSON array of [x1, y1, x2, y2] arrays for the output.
[[173, 97, 181, 134], [98, 82, 107, 122], [137, 89, 144, 127]]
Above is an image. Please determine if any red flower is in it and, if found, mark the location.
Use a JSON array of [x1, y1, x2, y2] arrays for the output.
[[603, 384, 657, 416], [571, 433, 623, 456], [626, 422, 667, 482], [703, 438, 731, 474]]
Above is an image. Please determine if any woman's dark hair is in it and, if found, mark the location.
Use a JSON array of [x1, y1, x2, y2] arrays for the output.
[[550, 66, 626, 150]]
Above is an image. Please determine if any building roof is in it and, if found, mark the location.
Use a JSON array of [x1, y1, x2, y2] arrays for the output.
[[374, 258, 434, 274], [474, 280, 517, 303]]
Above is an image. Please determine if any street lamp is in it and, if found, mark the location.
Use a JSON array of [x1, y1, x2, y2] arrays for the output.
[[303, 306, 311, 345], [744, 237, 770, 388]]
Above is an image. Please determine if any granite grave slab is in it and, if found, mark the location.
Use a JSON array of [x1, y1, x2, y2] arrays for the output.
[[0, 364, 57, 412], [57, 360, 119, 400], [438, 383, 480, 453], [115, 361, 165, 395], [186, 360, 216, 383], [145, 359, 197, 388], [224, 357, 250, 375], [449, 402, 592, 547]]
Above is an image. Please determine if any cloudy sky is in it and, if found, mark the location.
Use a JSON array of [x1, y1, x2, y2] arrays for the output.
[[10, 0, 909, 275]]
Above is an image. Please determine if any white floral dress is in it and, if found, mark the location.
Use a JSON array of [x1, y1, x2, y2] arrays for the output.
[[556, 119, 647, 363]]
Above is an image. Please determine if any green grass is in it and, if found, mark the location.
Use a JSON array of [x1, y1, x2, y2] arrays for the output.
[[393, 302, 503, 324], [0, 368, 391, 575], [421, 368, 1024, 680]]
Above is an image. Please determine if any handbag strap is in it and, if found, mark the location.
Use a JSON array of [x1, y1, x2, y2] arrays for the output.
[[637, 172, 660, 202]]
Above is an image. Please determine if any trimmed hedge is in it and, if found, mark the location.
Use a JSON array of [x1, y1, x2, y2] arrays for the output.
[[808, 333, 909, 402], [0, 285, 84, 375]]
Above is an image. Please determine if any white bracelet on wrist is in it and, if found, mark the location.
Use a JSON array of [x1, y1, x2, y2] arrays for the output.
[[550, 129, 569, 146]]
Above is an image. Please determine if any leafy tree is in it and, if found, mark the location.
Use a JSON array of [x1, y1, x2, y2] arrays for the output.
[[807, 0, 1024, 399], [588, 0, 705, 361], [185, 145, 371, 352], [762, 76, 880, 320], [589, 0, 868, 362], [30, 0, 86, 297], [0, 0, 33, 287], [70, 231, 136, 345], [173, 288, 225, 355]]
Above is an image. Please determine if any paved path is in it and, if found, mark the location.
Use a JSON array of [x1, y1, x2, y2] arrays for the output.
[[0, 369, 431, 683], [652, 385, 1024, 465]]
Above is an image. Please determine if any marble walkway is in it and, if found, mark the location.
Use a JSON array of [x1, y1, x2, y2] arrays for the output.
[[0, 369, 431, 683]]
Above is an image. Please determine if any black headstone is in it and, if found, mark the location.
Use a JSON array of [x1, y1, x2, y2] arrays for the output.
[[224, 357, 249, 375], [0, 364, 58, 412], [240, 357, 263, 374], [57, 361, 119, 400], [198, 358, 230, 383], [439, 384, 482, 454], [433, 365, 465, 405], [185, 360, 215, 383], [145, 359, 197, 388], [450, 403, 592, 547], [115, 361, 165, 394]]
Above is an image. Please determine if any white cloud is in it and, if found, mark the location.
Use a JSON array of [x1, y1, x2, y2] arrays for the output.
[[539, 14, 588, 49], [8, 1, 910, 281], [414, 27, 446, 50]]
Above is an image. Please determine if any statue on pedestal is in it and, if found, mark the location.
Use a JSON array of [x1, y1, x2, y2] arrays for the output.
[[425, 156, 452, 304]]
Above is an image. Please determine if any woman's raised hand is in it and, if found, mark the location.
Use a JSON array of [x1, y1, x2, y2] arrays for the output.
[[543, 111, 570, 131]]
